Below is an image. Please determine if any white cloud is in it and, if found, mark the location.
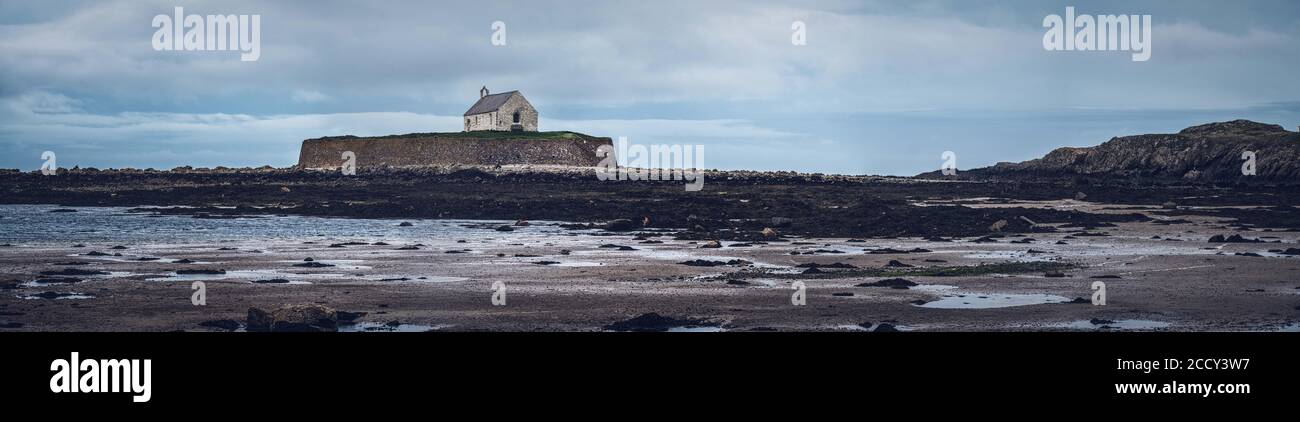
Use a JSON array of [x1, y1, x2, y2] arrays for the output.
[[291, 90, 330, 103]]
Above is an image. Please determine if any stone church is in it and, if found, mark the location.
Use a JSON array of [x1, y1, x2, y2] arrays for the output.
[[463, 87, 538, 132]]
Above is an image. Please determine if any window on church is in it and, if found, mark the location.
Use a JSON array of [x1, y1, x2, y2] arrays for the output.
[[513, 111, 521, 124]]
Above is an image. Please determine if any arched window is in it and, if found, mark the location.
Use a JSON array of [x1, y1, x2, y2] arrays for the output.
[[513, 111, 521, 124]]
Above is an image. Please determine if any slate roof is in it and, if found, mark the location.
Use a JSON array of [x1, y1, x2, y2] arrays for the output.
[[463, 91, 520, 116]]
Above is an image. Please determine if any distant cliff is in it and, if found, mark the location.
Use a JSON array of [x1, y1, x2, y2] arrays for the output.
[[921, 120, 1300, 184], [297, 131, 612, 169]]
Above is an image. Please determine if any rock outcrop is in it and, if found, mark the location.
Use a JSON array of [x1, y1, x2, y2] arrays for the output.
[[926, 120, 1300, 184], [246, 304, 338, 332], [297, 131, 612, 169]]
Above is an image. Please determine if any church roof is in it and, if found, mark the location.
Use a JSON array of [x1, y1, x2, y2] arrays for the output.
[[463, 91, 520, 116]]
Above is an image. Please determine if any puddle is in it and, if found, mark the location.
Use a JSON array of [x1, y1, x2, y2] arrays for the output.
[[916, 291, 1071, 309], [961, 250, 1057, 262], [340, 322, 443, 332], [1054, 319, 1172, 330], [549, 261, 605, 267], [146, 270, 320, 283], [370, 276, 468, 283], [912, 284, 959, 292], [19, 293, 94, 300], [665, 326, 724, 332]]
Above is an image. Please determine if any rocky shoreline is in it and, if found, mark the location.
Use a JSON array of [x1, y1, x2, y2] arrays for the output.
[[5, 165, 1296, 241]]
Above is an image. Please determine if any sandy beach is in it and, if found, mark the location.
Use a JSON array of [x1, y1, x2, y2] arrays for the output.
[[3, 198, 1297, 332]]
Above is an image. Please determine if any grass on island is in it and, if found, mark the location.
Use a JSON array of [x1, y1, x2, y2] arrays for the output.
[[318, 131, 594, 141]]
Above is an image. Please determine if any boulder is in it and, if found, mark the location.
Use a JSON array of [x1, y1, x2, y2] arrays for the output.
[[603, 219, 637, 231], [246, 304, 338, 332]]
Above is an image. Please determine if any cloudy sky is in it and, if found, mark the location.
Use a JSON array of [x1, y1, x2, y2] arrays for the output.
[[2, 0, 1299, 175]]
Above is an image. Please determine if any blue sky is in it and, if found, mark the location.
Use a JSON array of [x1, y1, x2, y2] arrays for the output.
[[2, 0, 1299, 175]]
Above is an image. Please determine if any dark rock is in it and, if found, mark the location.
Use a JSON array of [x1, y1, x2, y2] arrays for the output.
[[1089, 318, 1116, 325], [794, 262, 857, 269], [293, 262, 334, 268], [831, 292, 854, 297], [604, 219, 637, 231], [884, 260, 913, 268], [198, 320, 240, 331], [873, 324, 899, 332], [33, 277, 83, 284], [1044, 272, 1067, 278], [1210, 234, 1262, 243], [177, 269, 225, 275], [246, 304, 337, 332], [856, 278, 918, 289], [251, 278, 290, 284], [336, 311, 367, 323], [868, 247, 931, 254], [603, 313, 711, 332], [39, 268, 108, 276], [678, 259, 750, 267], [29, 291, 90, 300]]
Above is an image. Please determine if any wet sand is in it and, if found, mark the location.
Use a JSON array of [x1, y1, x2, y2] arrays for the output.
[[2, 200, 1297, 332]]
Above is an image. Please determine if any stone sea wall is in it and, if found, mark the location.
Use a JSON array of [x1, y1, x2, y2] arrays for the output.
[[297, 133, 612, 169]]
